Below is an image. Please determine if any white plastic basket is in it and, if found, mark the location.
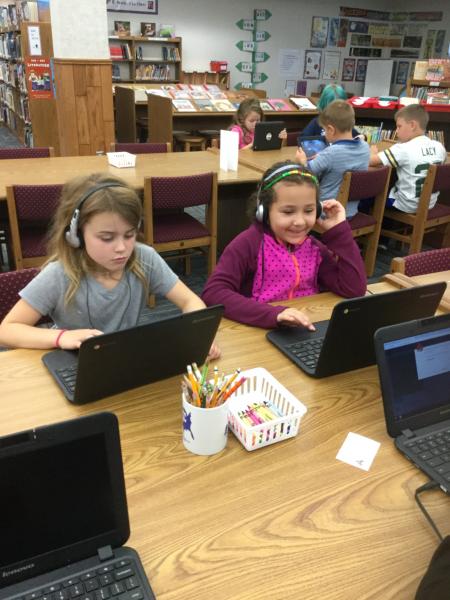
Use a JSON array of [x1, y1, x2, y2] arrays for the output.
[[107, 151, 136, 168], [227, 367, 307, 451]]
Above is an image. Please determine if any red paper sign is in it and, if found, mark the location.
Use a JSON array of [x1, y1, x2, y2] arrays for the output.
[[26, 57, 53, 99]]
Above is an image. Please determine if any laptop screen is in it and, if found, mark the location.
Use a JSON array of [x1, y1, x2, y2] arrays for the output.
[[0, 413, 129, 587], [380, 326, 450, 423]]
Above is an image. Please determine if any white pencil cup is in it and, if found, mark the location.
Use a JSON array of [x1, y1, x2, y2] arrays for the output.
[[182, 393, 229, 456]]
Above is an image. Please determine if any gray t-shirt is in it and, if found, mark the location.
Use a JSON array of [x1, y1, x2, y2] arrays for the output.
[[20, 243, 178, 332]]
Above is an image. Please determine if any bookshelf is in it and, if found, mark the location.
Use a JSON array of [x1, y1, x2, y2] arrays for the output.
[[406, 79, 450, 105], [0, 4, 57, 150], [108, 36, 182, 84]]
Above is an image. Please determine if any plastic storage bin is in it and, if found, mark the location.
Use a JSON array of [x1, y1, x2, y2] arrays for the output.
[[210, 61, 228, 72], [227, 367, 307, 451]]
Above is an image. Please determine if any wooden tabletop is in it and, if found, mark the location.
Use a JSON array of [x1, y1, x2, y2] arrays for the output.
[[0, 290, 445, 600], [0, 152, 261, 201], [238, 145, 299, 172]]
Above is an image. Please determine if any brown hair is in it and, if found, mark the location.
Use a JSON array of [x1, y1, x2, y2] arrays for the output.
[[233, 97, 263, 130], [395, 104, 429, 130], [318, 99, 355, 133], [45, 172, 147, 305]]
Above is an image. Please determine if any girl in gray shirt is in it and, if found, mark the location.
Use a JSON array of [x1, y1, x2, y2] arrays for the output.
[[0, 172, 220, 358]]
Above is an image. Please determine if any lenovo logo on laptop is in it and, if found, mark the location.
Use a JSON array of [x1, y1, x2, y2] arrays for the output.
[[2, 564, 35, 580]]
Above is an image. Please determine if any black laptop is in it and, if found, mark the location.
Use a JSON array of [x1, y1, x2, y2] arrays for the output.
[[252, 121, 284, 151], [0, 412, 156, 600], [375, 313, 450, 493], [266, 283, 445, 378], [42, 305, 224, 404]]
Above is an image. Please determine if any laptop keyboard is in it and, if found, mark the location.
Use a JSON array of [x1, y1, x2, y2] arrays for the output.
[[286, 337, 324, 369], [56, 364, 78, 395], [13, 559, 145, 600], [404, 428, 450, 483]]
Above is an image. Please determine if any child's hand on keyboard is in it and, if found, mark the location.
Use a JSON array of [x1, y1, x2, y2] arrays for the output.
[[276, 308, 316, 330], [57, 328, 103, 350]]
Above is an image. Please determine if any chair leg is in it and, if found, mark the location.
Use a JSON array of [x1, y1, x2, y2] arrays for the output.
[[148, 294, 156, 308], [185, 255, 192, 276]]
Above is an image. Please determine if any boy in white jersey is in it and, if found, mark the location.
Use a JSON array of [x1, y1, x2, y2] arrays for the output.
[[369, 104, 447, 213]]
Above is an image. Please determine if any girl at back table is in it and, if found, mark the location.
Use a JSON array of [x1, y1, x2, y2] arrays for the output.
[[0, 172, 220, 357], [231, 97, 286, 149], [202, 162, 366, 329]]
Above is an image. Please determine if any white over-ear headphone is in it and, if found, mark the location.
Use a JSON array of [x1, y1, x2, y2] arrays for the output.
[[65, 182, 134, 249]]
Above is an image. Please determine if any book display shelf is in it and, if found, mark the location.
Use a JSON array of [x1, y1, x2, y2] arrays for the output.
[[181, 70, 230, 90], [0, 2, 57, 149], [109, 35, 182, 84]]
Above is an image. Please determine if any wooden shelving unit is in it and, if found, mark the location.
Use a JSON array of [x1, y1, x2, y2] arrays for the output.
[[181, 70, 230, 90], [109, 36, 182, 84], [406, 78, 450, 102]]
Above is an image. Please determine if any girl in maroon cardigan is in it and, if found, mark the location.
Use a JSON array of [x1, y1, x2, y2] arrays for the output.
[[202, 162, 366, 328]]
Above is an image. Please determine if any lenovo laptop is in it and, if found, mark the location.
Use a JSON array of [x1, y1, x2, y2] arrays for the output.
[[375, 313, 450, 493], [42, 305, 224, 404], [0, 412, 156, 600], [252, 121, 284, 151], [266, 283, 445, 378]]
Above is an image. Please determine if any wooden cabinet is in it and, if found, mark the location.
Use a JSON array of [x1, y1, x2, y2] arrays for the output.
[[109, 36, 182, 84]]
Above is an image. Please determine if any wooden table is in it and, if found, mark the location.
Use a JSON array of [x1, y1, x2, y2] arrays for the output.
[[0, 291, 446, 600], [238, 145, 299, 173], [0, 152, 261, 252], [368, 270, 450, 313]]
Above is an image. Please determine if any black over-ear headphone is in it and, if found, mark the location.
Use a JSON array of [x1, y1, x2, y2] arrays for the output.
[[65, 182, 131, 249], [255, 163, 321, 225]]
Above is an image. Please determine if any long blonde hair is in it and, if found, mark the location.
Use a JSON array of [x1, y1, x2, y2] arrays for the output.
[[45, 172, 147, 305]]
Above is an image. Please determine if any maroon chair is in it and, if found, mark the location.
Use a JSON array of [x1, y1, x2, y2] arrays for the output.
[[335, 166, 391, 276], [0, 267, 40, 322], [391, 248, 450, 276], [381, 163, 450, 254], [0, 147, 54, 159], [6, 184, 63, 270], [110, 142, 171, 153], [143, 172, 218, 304], [286, 131, 301, 146]]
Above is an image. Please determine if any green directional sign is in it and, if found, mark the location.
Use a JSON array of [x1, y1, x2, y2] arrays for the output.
[[235, 61, 255, 73], [236, 18, 255, 31], [251, 72, 268, 84], [235, 82, 255, 90], [236, 40, 256, 52], [253, 51, 269, 63], [253, 30, 270, 42], [254, 9, 272, 20]]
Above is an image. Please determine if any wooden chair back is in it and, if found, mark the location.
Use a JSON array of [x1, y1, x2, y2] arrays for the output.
[[381, 163, 450, 254]]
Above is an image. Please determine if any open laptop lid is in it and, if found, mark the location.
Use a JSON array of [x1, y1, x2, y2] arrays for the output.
[[43, 304, 224, 404], [0, 412, 128, 589], [375, 313, 450, 438], [252, 121, 284, 151]]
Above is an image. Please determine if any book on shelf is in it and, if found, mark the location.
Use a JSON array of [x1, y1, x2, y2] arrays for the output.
[[172, 98, 196, 112], [161, 46, 180, 61], [425, 59, 450, 83], [210, 98, 235, 111], [171, 89, 191, 99], [426, 91, 450, 105], [135, 64, 170, 81], [190, 89, 209, 100], [204, 84, 222, 94], [141, 22, 156, 37], [259, 100, 275, 111], [146, 88, 170, 97], [427, 130, 445, 144], [207, 90, 227, 100], [111, 64, 121, 81], [193, 98, 217, 111], [267, 98, 294, 111], [289, 96, 317, 110], [109, 46, 124, 59]]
